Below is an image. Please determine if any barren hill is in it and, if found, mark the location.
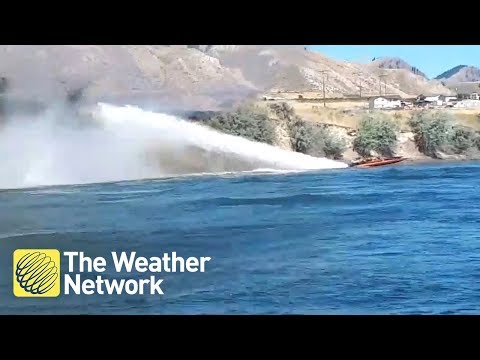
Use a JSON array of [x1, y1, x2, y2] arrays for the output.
[[366, 66, 453, 96], [0, 45, 260, 111], [435, 65, 480, 83], [202, 46, 453, 97], [0, 45, 454, 112], [445, 81, 480, 95], [372, 57, 427, 78]]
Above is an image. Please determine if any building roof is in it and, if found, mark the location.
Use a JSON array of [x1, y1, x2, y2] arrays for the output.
[[369, 95, 401, 100]]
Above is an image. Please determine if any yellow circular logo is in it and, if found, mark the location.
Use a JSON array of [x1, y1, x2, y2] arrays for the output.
[[15, 251, 59, 295]]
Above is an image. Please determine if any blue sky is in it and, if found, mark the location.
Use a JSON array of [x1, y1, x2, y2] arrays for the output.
[[308, 45, 480, 79]]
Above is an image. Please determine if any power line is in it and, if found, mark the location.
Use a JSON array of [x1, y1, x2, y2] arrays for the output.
[[319, 70, 328, 107], [379, 74, 387, 96], [353, 71, 363, 98]]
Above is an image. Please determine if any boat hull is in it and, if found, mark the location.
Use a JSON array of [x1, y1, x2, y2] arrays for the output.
[[355, 157, 405, 168]]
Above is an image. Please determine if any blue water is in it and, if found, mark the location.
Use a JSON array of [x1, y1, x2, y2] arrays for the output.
[[1, 161, 480, 314]]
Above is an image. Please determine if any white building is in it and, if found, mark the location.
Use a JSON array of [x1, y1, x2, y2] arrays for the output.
[[471, 93, 479, 100], [453, 99, 480, 108], [369, 97, 402, 109], [424, 95, 443, 106]]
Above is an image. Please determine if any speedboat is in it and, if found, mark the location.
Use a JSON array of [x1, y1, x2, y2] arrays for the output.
[[350, 156, 406, 168]]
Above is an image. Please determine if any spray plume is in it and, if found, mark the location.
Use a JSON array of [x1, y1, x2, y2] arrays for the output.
[[0, 103, 347, 189]]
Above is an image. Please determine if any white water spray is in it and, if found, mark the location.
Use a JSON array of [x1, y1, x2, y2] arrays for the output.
[[0, 103, 347, 188]]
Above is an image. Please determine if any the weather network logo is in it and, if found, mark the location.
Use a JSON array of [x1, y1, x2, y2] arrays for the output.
[[13, 249, 60, 297]]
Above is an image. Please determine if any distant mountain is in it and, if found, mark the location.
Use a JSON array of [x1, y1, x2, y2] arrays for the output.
[[435, 65, 480, 83], [0, 45, 454, 112], [435, 65, 468, 80], [371, 57, 427, 78], [203, 47, 450, 97]]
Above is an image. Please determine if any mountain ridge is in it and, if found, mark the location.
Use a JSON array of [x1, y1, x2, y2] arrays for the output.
[[0, 45, 455, 112], [372, 57, 427, 78], [435, 65, 480, 83]]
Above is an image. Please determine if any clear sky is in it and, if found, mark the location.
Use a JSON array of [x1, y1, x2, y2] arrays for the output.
[[308, 45, 480, 79]]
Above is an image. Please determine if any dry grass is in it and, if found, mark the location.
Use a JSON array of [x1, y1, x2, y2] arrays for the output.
[[445, 109, 480, 130], [257, 99, 480, 132]]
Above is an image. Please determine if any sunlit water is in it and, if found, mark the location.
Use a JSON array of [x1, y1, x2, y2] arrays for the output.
[[1, 161, 480, 314]]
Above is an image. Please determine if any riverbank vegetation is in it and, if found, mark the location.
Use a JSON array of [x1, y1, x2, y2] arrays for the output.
[[353, 112, 398, 157], [269, 103, 346, 159], [409, 111, 480, 158], [200, 102, 480, 162], [201, 102, 347, 160], [200, 105, 276, 145]]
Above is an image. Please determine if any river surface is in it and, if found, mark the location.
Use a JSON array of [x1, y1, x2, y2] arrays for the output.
[[1, 162, 479, 314]]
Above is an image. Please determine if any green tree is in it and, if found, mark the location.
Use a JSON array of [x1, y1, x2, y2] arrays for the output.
[[475, 132, 480, 150], [270, 102, 346, 159], [353, 112, 398, 157], [203, 105, 276, 145], [409, 111, 453, 157], [449, 126, 476, 154], [409, 111, 478, 156]]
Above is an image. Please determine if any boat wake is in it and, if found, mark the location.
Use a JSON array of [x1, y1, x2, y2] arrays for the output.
[[0, 103, 347, 189]]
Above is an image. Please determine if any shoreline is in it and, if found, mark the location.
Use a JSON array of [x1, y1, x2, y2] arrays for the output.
[[345, 157, 480, 167]]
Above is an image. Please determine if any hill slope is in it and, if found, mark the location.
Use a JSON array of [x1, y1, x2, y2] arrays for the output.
[[204, 46, 452, 97], [372, 57, 427, 78], [0, 45, 257, 111], [0, 45, 454, 112], [435, 65, 480, 83]]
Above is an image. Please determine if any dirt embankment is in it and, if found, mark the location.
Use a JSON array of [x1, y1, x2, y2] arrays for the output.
[[258, 99, 480, 163]]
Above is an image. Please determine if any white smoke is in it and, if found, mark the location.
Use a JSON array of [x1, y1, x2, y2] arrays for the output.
[[0, 103, 347, 189]]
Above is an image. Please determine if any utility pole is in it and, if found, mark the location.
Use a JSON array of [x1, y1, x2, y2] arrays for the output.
[[353, 71, 362, 99], [319, 70, 328, 107], [379, 74, 387, 96]]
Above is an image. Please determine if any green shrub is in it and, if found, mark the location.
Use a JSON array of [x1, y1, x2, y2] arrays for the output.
[[269, 102, 296, 122], [202, 105, 276, 145], [205, 102, 347, 159], [289, 120, 320, 155], [475, 133, 480, 150], [408, 111, 480, 156], [270, 102, 346, 159], [408, 111, 453, 157], [449, 126, 476, 154], [353, 112, 398, 157], [321, 127, 348, 159]]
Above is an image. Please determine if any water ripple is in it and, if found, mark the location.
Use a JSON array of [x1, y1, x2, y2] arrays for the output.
[[1, 161, 480, 314]]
